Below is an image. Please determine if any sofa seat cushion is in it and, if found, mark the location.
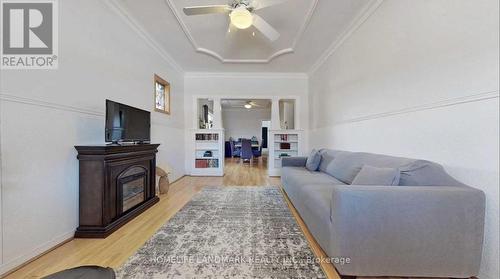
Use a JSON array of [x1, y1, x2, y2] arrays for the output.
[[282, 167, 346, 187]]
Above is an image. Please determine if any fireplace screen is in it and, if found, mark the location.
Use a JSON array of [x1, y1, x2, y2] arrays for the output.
[[119, 167, 146, 212]]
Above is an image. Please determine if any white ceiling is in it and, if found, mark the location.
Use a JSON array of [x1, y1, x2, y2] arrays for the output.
[[117, 0, 372, 72]]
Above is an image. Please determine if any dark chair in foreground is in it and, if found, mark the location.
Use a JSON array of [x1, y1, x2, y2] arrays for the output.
[[240, 139, 253, 163], [43, 266, 115, 279]]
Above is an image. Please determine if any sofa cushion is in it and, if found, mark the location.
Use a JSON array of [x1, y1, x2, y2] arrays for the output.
[[306, 149, 322, 171], [325, 152, 363, 184], [399, 160, 465, 186], [351, 165, 400, 186], [281, 167, 346, 187], [318, 149, 342, 173]]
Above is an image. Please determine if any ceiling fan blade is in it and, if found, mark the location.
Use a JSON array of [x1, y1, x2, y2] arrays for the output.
[[253, 0, 289, 10], [249, 101, 263, 107], [183, 5, 230, 16], [225, 22, 238, 39], [252, 14, 280, 41]]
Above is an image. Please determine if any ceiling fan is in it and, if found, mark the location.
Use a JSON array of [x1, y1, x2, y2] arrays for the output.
[[243, 100, 263, 109], [182, 0, 289, 41]]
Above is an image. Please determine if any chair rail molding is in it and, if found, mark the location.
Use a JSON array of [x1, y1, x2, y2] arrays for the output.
[[313, 90, 500, 129]]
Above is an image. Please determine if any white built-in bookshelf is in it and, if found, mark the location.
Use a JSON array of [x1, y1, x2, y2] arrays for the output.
[[268, 130, 303, 176], [191, 129, 224, 176]]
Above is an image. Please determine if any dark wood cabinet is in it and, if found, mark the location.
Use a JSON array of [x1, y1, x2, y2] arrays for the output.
[[74, 144, 160, 238]]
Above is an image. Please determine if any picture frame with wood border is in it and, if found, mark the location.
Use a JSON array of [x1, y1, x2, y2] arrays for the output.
[[154, 74, 170, 114]]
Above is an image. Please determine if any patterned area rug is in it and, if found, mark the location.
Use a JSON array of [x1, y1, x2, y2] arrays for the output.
[[116, 186, 326, 278]]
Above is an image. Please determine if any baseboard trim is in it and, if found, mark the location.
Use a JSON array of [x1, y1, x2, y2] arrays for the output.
[[0, 232, 74, 278]]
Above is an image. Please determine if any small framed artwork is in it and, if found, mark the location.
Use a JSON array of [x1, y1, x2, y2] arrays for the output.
[[154, 74, 170, 114]]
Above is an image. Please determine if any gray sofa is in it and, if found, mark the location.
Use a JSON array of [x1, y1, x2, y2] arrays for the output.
[[281, 149, 485, 278]]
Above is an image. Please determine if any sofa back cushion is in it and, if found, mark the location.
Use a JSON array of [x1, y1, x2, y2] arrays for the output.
[[399, 160, 465, 186], [318, 149, 342, 173], [305, 149, 321, 171], [351, 165, 401, 185], [318, 149, 464, 187]]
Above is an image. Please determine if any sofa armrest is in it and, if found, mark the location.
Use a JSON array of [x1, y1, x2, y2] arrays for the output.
[[329, 185, 485, 277], [281, 156, 307, 167]]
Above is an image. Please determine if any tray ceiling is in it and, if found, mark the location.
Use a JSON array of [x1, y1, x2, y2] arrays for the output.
[[116, 0, 375, 72]]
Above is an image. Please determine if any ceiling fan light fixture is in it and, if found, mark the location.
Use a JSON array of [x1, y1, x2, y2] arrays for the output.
[[244, 104, 252, 109], [230, 6, 253, 29]]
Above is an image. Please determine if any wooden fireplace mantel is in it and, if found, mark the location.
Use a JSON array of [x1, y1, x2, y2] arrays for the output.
[[74, 144, 160, 238]]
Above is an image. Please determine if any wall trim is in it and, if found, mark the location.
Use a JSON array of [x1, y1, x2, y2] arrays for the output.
[[104, 0, 184, 73], [0, 231, 74, 277], [313, 90, 500, 128], [308, 0, 384, 75], [0, 94, 186, 131], [185, 72, 308, 80], [222, 107, 271, 112], [165, 0, 318, 64], [0, 94, 104, 117]]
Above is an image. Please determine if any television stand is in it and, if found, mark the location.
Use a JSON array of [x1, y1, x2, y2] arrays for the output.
[[74, 144, 160, 238]]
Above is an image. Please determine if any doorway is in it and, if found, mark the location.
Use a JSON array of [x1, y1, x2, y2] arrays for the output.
[[221, 99, 271, 168]]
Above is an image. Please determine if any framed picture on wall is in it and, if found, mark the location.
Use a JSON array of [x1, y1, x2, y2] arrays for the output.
[[154, 74, 170, 114]]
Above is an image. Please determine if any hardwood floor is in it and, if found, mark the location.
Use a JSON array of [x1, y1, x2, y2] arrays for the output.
[[4, 157, 340, 279]]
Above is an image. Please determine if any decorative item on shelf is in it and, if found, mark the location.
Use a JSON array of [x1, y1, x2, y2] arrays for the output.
[[154, 74, 170, 115], [156, 166, 171, 196], [280, 142, 291, 150], [199, 118, 206, 129], [203, 150, 213, 157], [280, 153, 291, 158]]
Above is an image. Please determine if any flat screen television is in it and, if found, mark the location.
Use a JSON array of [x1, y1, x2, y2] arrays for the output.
[[105, 100, 151, 143]]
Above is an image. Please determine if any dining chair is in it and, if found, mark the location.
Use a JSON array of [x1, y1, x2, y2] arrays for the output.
[[240, 139, 253, 163], [252, 142, 262, 158]]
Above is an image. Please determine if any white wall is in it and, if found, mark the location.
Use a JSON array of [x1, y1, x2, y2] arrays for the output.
[[0, 0, 185, 273], [222, 108, 271, 142], [308, 0, 499, 278]]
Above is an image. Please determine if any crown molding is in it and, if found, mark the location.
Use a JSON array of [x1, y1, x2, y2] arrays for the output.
[[104, 0, 184, 73], [185, 72, 308, 79], [165, 0, 318, 64], [308, 0, 384, 75]]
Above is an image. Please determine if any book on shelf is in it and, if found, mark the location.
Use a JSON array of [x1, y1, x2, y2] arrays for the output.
[[278, 134, 288, 141], [195, 159, 219, 168], [195, 133, 219, 141], [279, 142, 291, 150]]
